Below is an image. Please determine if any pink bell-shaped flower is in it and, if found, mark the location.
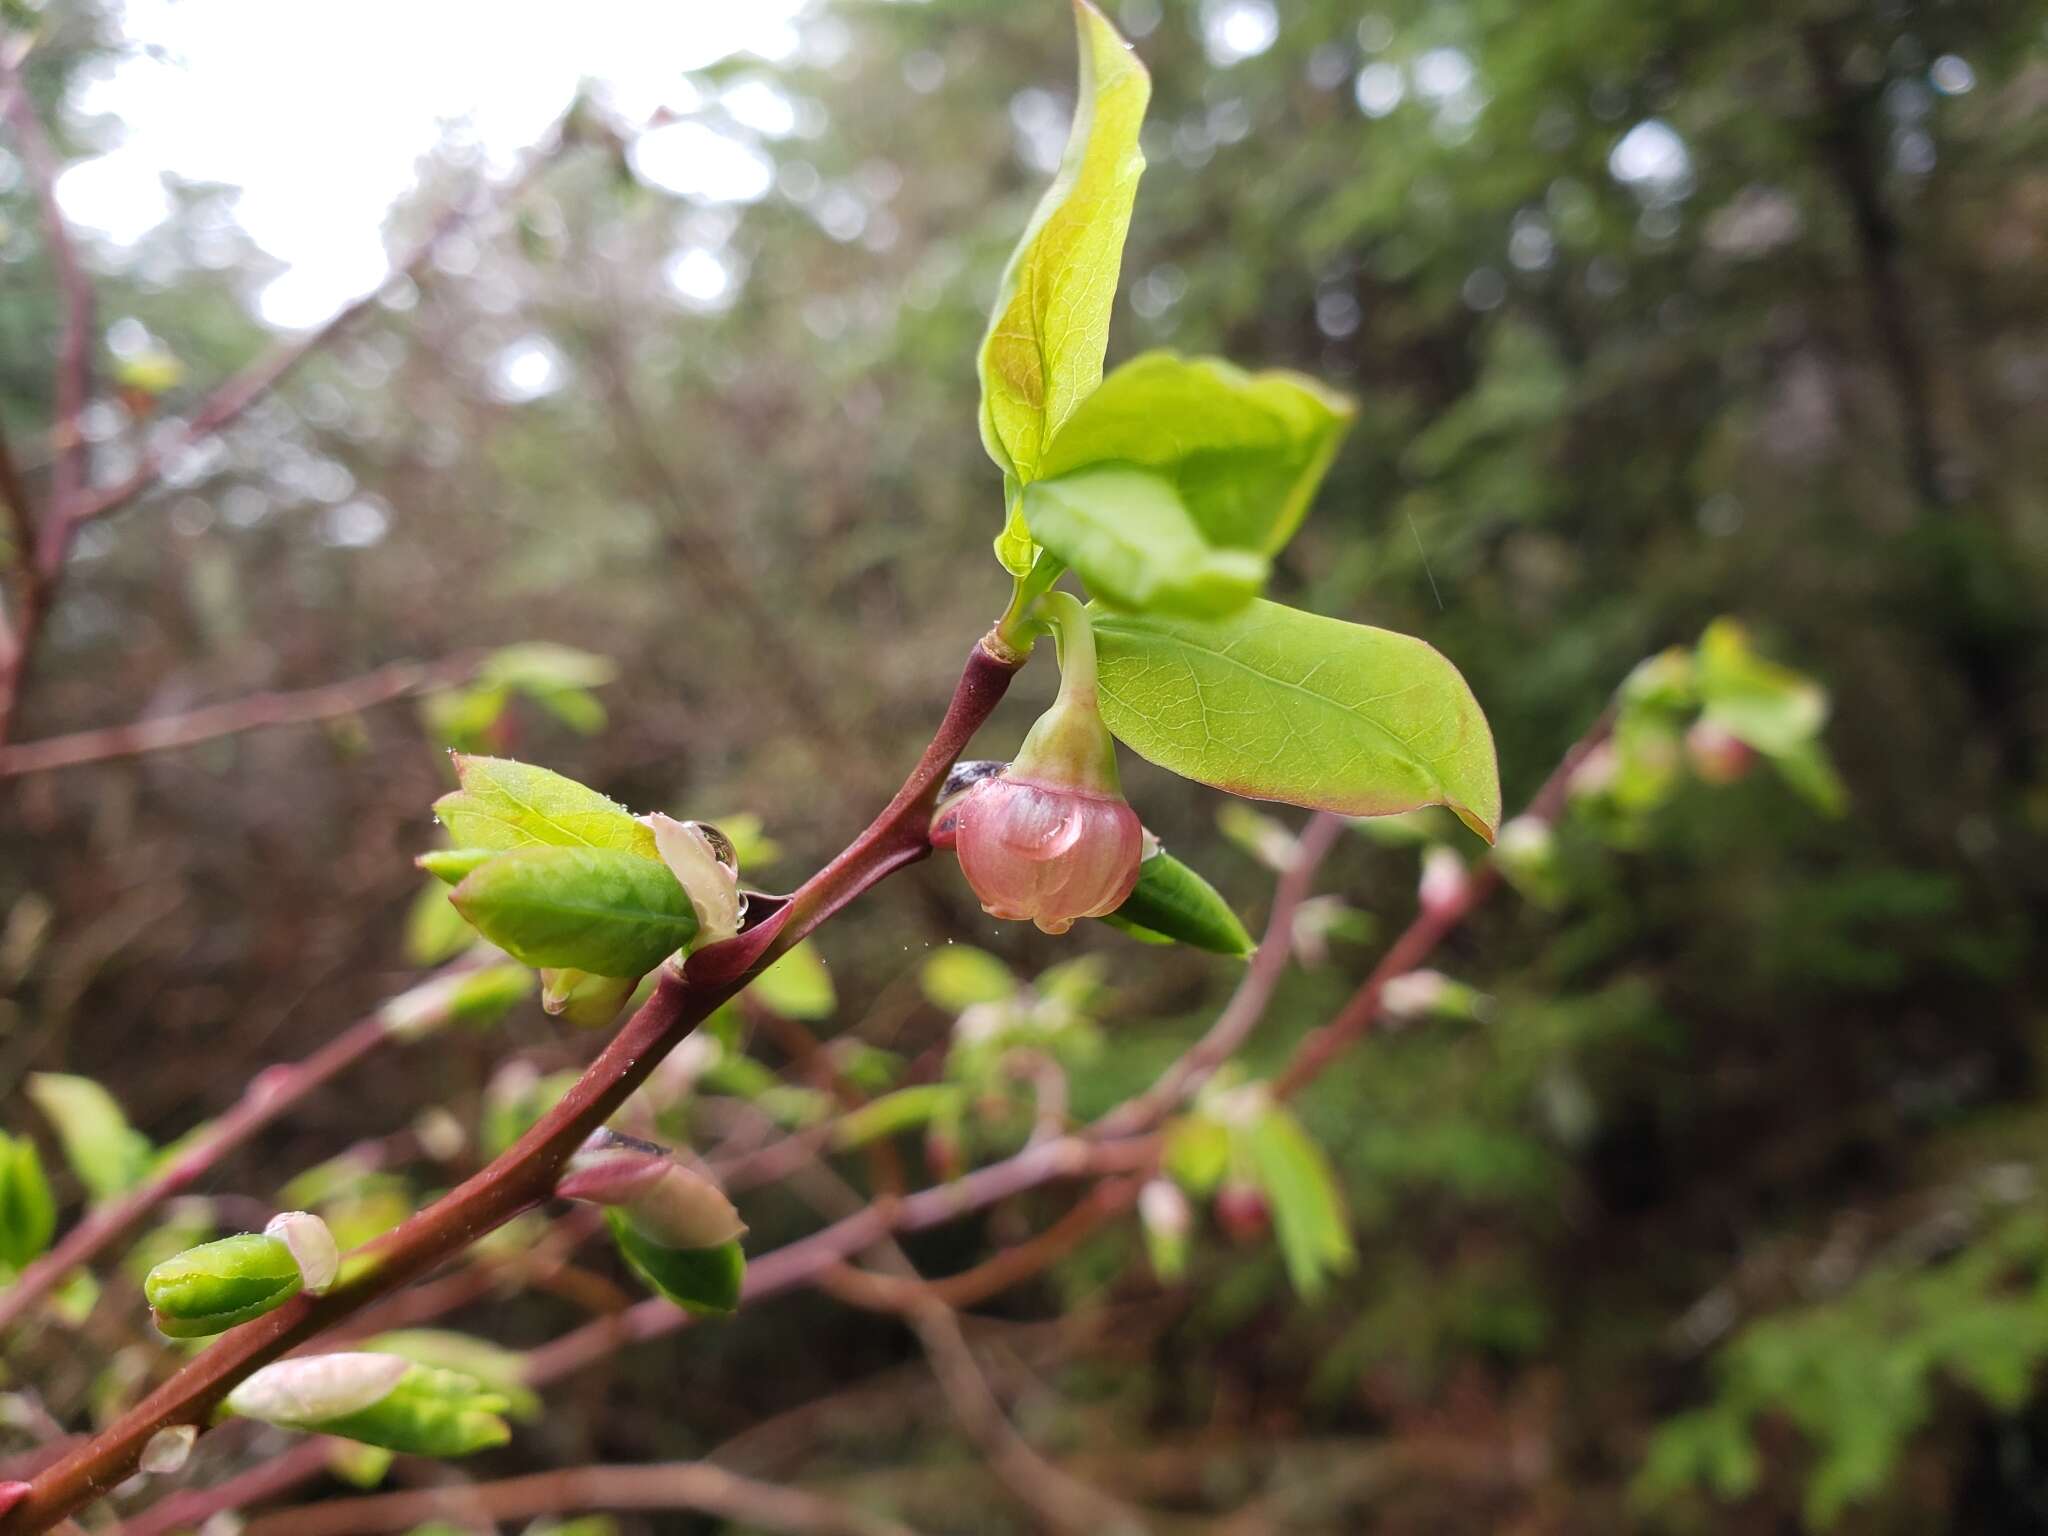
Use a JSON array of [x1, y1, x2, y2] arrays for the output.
[[952, 593, 1143, 935]]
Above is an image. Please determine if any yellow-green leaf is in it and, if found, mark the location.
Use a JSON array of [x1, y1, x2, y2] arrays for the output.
[[1092, 600, 1501, 841], [433, 756, 655, 859], [1039, 351, 1354, 553], [978, 0, 1149, 485], [1022, 466, 1268, 618]]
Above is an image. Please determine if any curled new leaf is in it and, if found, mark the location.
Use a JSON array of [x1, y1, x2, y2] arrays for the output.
[[225, 1354, 511, 1457], [144, 1232, 302, 1337], [978, 0, 1150, 489], [433, 755, 657, 858]]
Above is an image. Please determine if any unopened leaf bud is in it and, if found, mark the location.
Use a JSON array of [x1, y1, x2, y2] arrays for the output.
[[539, 968, 637, 1028], [141, 1423, 197, 1475], [645, 815, 746, 946], [224, 1354, 511, 1458], [557, 1129, 746, 1252], [143, 1232, 305, 1338]]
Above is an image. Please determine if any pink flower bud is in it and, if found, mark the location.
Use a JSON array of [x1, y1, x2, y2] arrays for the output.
[[1418, 846, 1471, 917], [1214, 1181, 1270, 1245], [0, 1482, 28, 1518], [954, 776, 1144, 935], [1685, 718, 1756, 784]]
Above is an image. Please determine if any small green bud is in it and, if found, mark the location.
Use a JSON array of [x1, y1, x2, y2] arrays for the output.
[[539, 967, 637, 1028], [144, 1232, 303, 1338], [224, 1354, 511, 1458], [143, 1211, 337, 1336]]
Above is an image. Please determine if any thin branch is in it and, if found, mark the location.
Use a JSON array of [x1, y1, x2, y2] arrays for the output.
[[1092, 810, 1345, 1137], [0, 46, 92, 551], [1273, 705, 1616, 1098], [61, 128, 573, 533], [0, 955, 488, 1336], [0, 639, 1022, 1534], [0, 652, 482, 777], [238, 1462, 919, 1536], [809, 1186, 1146, 1536]]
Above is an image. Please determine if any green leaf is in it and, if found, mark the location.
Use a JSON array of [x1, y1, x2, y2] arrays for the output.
[[748, 941, 835, 1020], [608, 1213, 745, 1316], [1092, 600, 1501, 841], [1039, 351, 1354, 553], [144, 1233, 302, 1338], [1694, 619, 1826, 757], [27, 1074, 154, 1201], [921, 946, 1017, 1012], [403, 877, 474, 966], [1022, 467, 1268, 617], [451, 847, 696, 977], [0, 1133, 56, 1270], [829, 1085, 968, 1152], [417, 847, 496, 884], [433, 755, 656, 859], [1241, 1106, 1355, 1298], [978, 0, 1149, 486], [1102, 850, 1254, 957]]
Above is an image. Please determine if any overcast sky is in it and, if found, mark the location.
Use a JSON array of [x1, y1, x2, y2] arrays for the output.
[[53, 0, 815, 328]]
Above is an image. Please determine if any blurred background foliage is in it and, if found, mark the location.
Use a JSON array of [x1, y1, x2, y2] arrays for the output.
[[1, 0, 2045, 1530]]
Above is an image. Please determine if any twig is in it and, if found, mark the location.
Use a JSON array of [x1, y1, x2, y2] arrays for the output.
[[0, 955, 488, 1336], [0, 638, 1022, 1534], [1093, 810, 1344, 1137], [0, 652, 483, 777], [0, 48, 91, 547], [1273, 704, 1615, 1098], [0, 47, 88, 741], [237, 1461, 919, 1536]]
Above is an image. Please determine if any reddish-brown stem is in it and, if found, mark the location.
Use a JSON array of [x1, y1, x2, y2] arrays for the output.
[[0, 639, 1021, 1534], [1273, 704, 1615, 1099], [0, 653, 484, 777], [238, 1461, 918, 1536], [0, 956, 487, 1336], [116, 692, 1616, 1535]]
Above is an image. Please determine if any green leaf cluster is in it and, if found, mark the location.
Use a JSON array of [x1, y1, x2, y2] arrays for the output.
[[975, 4, 1499, 841]]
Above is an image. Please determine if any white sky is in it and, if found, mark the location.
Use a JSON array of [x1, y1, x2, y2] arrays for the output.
[[55, 0, 814, 328]]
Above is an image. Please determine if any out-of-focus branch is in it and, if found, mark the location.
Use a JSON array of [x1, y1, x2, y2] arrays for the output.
[[0, 46, 91, 545], [0, 652, 483, 777], [0, 45, 87, 741], [1273, 705, 1615, 1098], [238, 1462, 918, 1536], [0, 955, 488, 1336], [62, 127, 574, 533], [1093, 810, 1344, 1137]]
